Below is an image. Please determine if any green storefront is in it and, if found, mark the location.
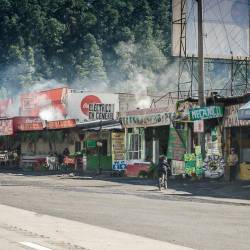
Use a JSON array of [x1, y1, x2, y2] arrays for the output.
[[77, 120, 123, 172]]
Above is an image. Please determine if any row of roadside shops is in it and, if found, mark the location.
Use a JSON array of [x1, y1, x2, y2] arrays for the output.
[[1, 87, 250, 181]]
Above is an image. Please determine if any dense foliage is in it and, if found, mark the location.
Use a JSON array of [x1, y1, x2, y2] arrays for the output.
[[0, 0, 172, 95]]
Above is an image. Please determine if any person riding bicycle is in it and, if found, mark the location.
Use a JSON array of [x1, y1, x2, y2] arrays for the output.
[[157, 155, 169, 190]]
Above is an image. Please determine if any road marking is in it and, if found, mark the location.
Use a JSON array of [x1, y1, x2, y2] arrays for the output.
[[19, 242, 52, 250]]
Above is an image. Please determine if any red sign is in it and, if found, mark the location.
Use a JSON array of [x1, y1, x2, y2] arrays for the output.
[[20, 87, 67, 117], [13, 117, 44, 131], [0, 119, 13, 135], [47, 119, 76, 129], [81, 95, 102, 115]]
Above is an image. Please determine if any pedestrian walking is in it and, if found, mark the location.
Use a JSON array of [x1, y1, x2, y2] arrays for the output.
[[157, 155, 169, 190], [227, 148, 239, 181]]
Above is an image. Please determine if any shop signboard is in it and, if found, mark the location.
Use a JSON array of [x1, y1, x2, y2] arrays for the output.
[[0, 119, 13, 136], [67, 90, 119, 122], [46, 119, 76, 129], [167, 127, 187, 161], [20, 87, 67, 117], [13, 117, 44, 131], [86, 140, 97, 148], [89, 104, 115, 120], [171, 160, 185, 175], [122, 107, 174, 128], [112, 132, 127, 170], [223, 104, 250, 127], [176, 100, 197, 120], [193, 120, 204, 133], [189, 106, 224, 121]]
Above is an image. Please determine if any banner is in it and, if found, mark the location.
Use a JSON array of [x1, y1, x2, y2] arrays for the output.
[[112, 132, 127, 170]]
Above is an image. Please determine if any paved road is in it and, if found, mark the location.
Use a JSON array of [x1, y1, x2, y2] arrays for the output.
[[0, 173, 250, 250]]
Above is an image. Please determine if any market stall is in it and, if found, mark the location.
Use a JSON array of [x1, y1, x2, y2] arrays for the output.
[[77, 120, 123, 172], [121, 106, 175, 177], [225, 103, 250, 180], [187, 105, 225, 178]]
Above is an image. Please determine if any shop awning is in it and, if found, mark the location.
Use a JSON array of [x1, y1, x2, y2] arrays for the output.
[[238, 102, 250, 120], [77, 120, 122, 132]]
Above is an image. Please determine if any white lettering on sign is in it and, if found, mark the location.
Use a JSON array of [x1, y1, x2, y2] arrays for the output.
[[223, 104, 250, 127]]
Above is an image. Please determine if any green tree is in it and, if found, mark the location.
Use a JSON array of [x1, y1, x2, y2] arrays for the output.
[[75, 33, 107, 86]]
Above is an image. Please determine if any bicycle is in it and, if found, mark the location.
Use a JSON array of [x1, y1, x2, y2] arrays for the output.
[[158, 172, 167, 191]]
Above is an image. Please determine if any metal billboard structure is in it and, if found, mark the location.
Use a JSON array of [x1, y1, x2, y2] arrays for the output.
[[172, 0, 250, 98]]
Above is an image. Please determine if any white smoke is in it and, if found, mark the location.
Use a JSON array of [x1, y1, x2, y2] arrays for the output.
[[123, 73, 154, 109], [28, 79, 65, 93], [36, 94, 65, 121], [39, 107, 65, 121]]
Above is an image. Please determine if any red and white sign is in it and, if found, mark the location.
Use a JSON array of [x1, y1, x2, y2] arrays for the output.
[[81, 95, 102, 115], [46, 119, 76, 130], [193, 120, 204, 133], [13, 117, 44, 131], [0, 119, 13, 136], [20, 87, 67, 117], [67, 90, 119, 122]]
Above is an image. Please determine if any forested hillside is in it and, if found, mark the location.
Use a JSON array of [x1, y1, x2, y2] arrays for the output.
[[0, 0, 172, 96]]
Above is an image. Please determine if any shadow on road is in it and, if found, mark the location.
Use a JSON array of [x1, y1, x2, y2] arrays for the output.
[[1, 169, 250, 202]]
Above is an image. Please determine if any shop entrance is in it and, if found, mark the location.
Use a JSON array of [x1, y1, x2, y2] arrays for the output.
[[145, 126, 169, 162]]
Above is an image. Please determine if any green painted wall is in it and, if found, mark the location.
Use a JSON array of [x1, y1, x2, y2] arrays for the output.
[[87, 155, 112, 171]]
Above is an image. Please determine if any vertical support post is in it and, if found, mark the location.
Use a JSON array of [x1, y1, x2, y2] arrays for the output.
[[152, 129, 159, 164], [190, 55, 194, 97], [245, 58, 248, 93], [197, 0, 206, 157], [231, 56, 234, 96]]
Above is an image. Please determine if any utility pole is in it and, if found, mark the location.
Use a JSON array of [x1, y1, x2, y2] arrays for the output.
[[197, 0, 206, 156]]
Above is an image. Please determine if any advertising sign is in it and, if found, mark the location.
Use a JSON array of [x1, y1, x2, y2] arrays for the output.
[[112, 132, 127, 171], [0, 119, 13, 136], [189, 106, 224, 121], [89, 104, 115, 120], [122, 107, 174, 128], [193, 120, 204, 133], [223, 104, 250, 127], [20, 87, 67, 117], [13, 117, 44, 131], [67, 90, 119, 122], [47, 119, 76, 130], [171, 160, 185, 175]]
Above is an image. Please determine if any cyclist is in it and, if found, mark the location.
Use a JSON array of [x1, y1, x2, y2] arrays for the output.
[[157, 155, 169, 191]]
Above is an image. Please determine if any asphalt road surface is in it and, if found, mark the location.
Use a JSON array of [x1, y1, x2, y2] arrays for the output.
[[0, 173, 250, 250]]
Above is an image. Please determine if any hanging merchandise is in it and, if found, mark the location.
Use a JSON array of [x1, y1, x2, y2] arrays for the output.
[[203, 155, 225, 178], [195, 146, 203, 177], [184, 153, 196, 176]]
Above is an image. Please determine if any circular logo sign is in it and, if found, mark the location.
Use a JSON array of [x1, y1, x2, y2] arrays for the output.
[[81, 95, 102, 115]]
